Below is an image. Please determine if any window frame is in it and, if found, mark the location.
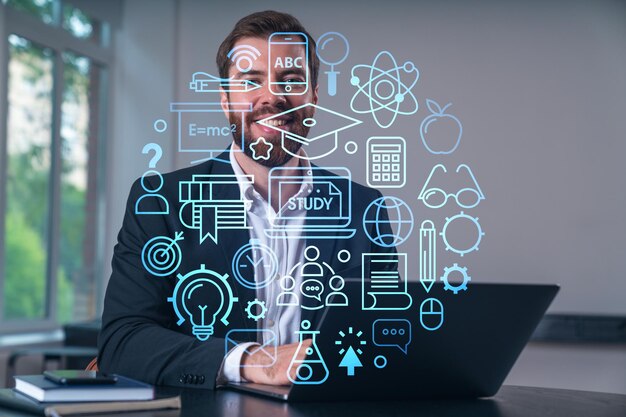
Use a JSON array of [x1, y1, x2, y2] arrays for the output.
[[0, 2, 112, 333]]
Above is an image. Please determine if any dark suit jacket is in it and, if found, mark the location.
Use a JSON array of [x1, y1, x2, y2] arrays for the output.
[[98, 150, 395, 389]]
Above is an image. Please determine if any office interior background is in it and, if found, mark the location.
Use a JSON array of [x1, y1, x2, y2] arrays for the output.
[[0, 0, 624, 394]]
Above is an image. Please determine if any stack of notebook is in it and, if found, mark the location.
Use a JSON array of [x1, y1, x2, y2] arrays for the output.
[[0, 373, 180, 416]]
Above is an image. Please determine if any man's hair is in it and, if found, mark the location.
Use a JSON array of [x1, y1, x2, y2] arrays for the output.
[[216, 10, 319, 88]]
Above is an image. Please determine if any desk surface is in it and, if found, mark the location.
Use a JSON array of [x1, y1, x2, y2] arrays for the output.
[[1, 385, 625, 417]]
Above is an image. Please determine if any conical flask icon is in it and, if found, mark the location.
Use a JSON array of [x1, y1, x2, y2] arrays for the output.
[[288, 320, 329, 385]]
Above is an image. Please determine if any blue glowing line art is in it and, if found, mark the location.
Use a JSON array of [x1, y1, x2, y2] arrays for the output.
[[367, 137, 406, 189], [245, 298, 268, 321], [419, 220, 437, 293], [141, 231, 184, 277], [363, 196, 414, 248], [316, 32, 350, 96], [362, 253, 413, 311], [225, 329, 277, 368], [232, 239, 279, 289], [135, 170, 169, 215], [440, 211, 485, 257], [420, 298, 444, 331], [372, 319, 411, 354], [227, 44, 261, 73], [420, 99, 463, 155], [167, 265, 237, 341], [249, 137, 273, 161], [441, 263, 471, 294], [188, 72, 261, 93], [336, 326, 366, 376], [418, 164, 485, 209], [350, 50, 419, 129], [374, 355, 388, 369], [268, 32, 309, 96], [288, 320, 329, 385]]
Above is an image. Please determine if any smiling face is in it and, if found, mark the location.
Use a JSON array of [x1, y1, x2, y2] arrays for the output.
[[220, 36, 318, 167]]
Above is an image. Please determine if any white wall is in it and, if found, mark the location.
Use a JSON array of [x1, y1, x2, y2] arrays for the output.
[[104, 0, 626, 394]]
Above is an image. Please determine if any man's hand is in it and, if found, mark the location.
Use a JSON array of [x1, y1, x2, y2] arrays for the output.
[[240, 340, 312, 385]]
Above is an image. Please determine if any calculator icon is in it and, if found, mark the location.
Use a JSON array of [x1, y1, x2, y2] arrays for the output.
[[367, 137, 406, 188]]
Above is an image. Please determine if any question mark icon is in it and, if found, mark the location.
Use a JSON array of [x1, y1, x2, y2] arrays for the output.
[[142, 143, 163, 169]]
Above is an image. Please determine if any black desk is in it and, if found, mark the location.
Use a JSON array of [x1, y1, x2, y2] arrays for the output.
[[1, 385, 624, 417]]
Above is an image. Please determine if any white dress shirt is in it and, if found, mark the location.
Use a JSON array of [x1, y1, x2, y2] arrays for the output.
[[218, 150, 313, 384]]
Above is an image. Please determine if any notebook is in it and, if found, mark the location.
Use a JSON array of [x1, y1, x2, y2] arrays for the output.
[[0, 389, 180, 417], [14, 374, 154, 402]]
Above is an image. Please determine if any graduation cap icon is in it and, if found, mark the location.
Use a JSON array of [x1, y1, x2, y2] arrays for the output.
[[256, 103, 362, 160]]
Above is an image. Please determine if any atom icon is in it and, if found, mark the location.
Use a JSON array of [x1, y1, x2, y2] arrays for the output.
[[142, 231, 184, 276], [350, 50, 419, 129]]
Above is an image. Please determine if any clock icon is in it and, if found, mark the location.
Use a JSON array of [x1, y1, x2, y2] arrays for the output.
[[232, 239, 279, 289]]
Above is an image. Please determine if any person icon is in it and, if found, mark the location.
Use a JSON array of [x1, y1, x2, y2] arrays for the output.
[[276, 275, 299, 306], [325, 275, 348, 306], [300, 246, 323, 278], [135, 170, 169, 215]]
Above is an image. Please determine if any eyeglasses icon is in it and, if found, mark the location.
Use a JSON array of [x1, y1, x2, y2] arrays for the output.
[[418, 164, 485, 209]]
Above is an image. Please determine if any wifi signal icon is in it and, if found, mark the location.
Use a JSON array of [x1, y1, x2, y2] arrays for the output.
[[227, 45, 261, 73]]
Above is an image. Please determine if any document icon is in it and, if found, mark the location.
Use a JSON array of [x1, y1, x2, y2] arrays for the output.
[[225, 329, 277, 367], [362, 253, 412, 310]]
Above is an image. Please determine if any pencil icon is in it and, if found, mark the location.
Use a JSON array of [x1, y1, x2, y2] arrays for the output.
[[420, 220, 436, 293]]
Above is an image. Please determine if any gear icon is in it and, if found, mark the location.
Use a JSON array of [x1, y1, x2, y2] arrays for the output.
[[440, 263, 471, 294], [440, 211, 484, 257], [245, 299, 268, 321]]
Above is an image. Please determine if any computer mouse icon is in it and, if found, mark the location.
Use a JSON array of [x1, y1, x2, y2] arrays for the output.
[[420, 298, 444, 331]]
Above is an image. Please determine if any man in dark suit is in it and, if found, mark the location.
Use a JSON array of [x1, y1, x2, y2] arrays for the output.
[[98, 10, 395, 389]]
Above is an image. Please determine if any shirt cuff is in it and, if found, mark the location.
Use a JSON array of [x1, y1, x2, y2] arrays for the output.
[[216, 342, 259, 386]]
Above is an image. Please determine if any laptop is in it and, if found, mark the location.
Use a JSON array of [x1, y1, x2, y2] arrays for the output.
[[225, 281, 559, 402]]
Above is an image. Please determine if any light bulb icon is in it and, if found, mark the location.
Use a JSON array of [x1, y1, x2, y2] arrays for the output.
[[168, 264, 238, 341]]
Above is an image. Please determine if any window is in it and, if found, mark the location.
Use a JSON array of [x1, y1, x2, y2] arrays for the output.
[[0, 0, 111, 331]]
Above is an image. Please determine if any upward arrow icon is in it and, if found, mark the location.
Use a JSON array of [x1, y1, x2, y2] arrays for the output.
[[339, 346, 363, 376]]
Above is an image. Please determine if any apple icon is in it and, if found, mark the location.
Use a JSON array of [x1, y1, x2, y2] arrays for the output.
[[420, 99, 462, 155]]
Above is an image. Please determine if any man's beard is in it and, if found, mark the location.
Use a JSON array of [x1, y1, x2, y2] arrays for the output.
[[229, 103, 315, 167]]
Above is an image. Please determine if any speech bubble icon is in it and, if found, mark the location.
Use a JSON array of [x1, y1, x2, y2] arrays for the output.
[[372, 319, 412, 354], [300, 279, 324, 302]]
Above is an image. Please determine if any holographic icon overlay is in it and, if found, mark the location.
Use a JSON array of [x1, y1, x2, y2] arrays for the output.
[[372, 319, 411, 354], [316, 32, 350, 96], [367, 137, 406, 188], [268, 32, 309, 96], [419, 220, 437, 293], [188, 72, 261, 93], [232, 239, 279, 289], [179, 174, 253, 244], [440, 211, 484, 257], [135, 143, 169, 215], [420, 99, 463, 155], [420, 298, 444, 331], [418, 164, 485, 209], [336, 326, 366, 376], [225, 329, 277, 368], [362, 253, 412, 310], [441, 263, 471, 294], [288, 320, 329, 385], [363, 196, 414, 248], [245, 298, 268, 321], [170, 102, 252, 163], [256, 103, 362, 161], [168, 264, 238, 341], [350, 50, 419, 128], [265, 167, 356, 239], [227, 44, 261, 73], [141, 231, 184, 277]]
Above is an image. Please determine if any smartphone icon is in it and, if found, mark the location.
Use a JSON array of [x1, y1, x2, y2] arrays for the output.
[[268, 32, 309, 95]]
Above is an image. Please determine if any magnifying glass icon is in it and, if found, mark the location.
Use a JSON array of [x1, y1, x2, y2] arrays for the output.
[[316, 32, 350, 96]]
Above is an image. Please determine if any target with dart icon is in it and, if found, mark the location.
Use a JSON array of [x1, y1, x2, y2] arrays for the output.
[[142, 231, 184, 277]]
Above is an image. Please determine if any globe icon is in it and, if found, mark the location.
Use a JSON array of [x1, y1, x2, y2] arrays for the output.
[[363, 196, 414, 247]]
